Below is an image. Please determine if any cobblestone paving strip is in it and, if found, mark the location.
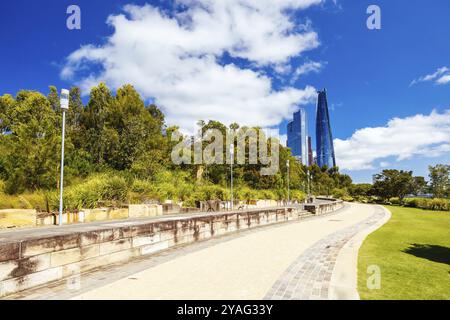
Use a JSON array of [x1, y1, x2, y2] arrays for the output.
[[264, 206, 387, 300]]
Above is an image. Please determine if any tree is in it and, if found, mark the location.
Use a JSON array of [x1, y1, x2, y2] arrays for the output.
[[0, 82, 356, 203], [349, 183, 372, 197], [67, 86, 83, 132], [1, 91, 60, 193], [47, 86, 60, 111], [371, 169, 422, 203], [412, 176, 427, 196], [80, 83, 116, 166], [428, 164, 449, 198]]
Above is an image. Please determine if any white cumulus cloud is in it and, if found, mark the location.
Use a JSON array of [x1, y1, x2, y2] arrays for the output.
[[290, 60, 326, 84], [436, 74, 450, 85], [335, 110, 450, 170], [62, 0, 324, 131], [411, 66, 450, 86]]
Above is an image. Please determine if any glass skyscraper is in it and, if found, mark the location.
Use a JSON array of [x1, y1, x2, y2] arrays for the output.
[[316, 89, 336, 168], [287, 108, 309, 166]]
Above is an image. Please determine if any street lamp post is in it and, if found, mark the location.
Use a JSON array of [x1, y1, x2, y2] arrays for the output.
[[230, 143, 234, 210], [286, 160, 290, 205], [307, 169, 311, 201], [59, 89, 69, 226]]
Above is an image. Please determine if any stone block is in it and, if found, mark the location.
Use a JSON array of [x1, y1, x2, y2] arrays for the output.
[[160, 229, 176, 241], [50, 248, 82, 267], [199, 230, 212, 240], [140, 240, 169, 256], [129, 223, 153, 237], [36, 213, 55, 226], [0, 267, 63, 298], [132, 234, 161, 248], [81, 244, 100, 260], [21, 234, 80, 258], [80, 249, 137, 274], [0, 242, 20, 262], [62, 262, 82, 282], [0, 254, 51, 281], [129, 204, 162, 218], [99, 238, 132, 256], [80, 228, 122, 246], [108, 208, 129, 220], [83, 208, 109, 222]]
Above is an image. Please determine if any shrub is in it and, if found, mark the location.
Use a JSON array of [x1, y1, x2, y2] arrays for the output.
[[0, 193, 29, 209], [131, 179, 154, 194], [404, 198, 449, 211], [0, 191, 46, 210], [156, 183, 178, 202], [332, 188, 348, 199], [182, 197, 197, 208], [257, 189, 277, 200], [176, 182, 195, 201], [291, 190, 306, 202], [195, 185, 228, 201], [21, 192, 47, 211], [342, 195, 355, 202], [274, 188, 287, 201], [48, 174, 129, 210], [129, 179, 160, 203], [236, 186, 258, 202], [353, 195, 369, 203]]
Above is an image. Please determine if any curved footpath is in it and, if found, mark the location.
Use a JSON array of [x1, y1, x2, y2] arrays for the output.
[[6, 203, 390, 300]]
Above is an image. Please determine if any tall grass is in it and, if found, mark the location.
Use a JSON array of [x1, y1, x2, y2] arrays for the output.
[[0, 192, 47, 211], [47, 174, 128, 210]]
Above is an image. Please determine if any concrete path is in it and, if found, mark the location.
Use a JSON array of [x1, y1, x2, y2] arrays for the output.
[[6, 203, 390, 300]]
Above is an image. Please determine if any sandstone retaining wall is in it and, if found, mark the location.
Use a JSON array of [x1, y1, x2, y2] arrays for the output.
[[304, 199, 344, 215], [0, 207, 302, 297]]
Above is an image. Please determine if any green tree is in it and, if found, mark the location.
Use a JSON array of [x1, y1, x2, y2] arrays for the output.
[[114, 86, 167, 176], [1, 91, 60, 193], [349, 183, 372, 197], [80, 83, 116, 166], [371, 169, 421, 203], [47, 86, 60, 111], [428, 164, 449, 198]]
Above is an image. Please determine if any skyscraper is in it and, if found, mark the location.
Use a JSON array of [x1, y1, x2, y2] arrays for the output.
[[316, 89, 336, 168], [307, 136, 313, 166], [287, 108, 309, 166]]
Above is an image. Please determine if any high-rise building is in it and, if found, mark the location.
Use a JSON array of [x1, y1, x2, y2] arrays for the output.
[[307, 136, 313, 166], [287, 108, 309, 166], [316, 89, 336, 168]]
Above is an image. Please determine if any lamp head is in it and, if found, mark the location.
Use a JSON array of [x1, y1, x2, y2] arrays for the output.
[[60, 89, 69, 110]]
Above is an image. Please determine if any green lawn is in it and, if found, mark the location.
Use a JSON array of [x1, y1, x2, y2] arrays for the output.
[[358, 205, 450, 300]]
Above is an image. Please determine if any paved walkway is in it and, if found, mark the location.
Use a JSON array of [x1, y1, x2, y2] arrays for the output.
[[5, 203, 390, 300], [264, 206, 390, 300]]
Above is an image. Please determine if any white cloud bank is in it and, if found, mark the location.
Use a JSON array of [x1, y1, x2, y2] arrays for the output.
[[62, 0, 324, 131], [335, 110, 450, 170], [411, 66, 450, 86]]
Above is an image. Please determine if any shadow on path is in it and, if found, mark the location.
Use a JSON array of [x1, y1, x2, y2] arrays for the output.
[[403, 244, 450, 266]]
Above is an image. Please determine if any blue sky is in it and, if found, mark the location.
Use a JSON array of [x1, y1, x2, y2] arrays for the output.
[[1, 0, 449, 182]]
